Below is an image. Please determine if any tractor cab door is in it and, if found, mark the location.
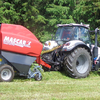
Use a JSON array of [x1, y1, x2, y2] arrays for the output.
[[74, 26, 91, 46]]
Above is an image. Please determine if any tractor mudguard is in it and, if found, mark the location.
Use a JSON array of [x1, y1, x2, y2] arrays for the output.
[[62, 40, 91, 52]]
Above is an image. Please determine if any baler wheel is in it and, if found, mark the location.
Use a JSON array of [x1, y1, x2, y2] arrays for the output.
[[0, 64, 14, 82], [34, 73, 42, 81]]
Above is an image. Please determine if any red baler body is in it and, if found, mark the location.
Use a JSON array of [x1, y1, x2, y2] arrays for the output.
[[0, 23, 42, 57], [0, 23, 51, 69]]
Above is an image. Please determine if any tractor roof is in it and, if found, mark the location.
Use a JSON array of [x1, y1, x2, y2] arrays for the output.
[[57, 23, 90, 29]]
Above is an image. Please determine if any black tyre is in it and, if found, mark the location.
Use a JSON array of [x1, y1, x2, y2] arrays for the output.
[[34, 73, 42, 81], [64, 48, 92, 78], [0, 64, 15, 82]]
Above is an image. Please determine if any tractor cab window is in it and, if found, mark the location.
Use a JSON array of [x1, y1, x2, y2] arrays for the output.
[[74, 27, 80, 39], [55, 27, 63, 40], [79, 27, 91, 44], [55, 26, 91, 45], [55, 26, 74, 41], [61, 27, 74, 40], [73, 27, 91, 44]]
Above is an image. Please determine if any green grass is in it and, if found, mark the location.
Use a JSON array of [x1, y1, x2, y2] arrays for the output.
[[0, 71, 100, 100]]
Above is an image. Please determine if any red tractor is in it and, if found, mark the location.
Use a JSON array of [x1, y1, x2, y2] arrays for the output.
[[0, 23, 51, 82]]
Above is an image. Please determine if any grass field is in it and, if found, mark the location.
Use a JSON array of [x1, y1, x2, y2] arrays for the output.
[[0, 70, 100, 100]]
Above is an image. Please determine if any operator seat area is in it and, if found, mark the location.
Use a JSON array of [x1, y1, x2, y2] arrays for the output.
[[61, 30, 71, 40]]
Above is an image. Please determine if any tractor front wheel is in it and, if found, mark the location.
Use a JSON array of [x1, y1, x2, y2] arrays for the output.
[[64, 48, 92, 78], [0, 64, 14, 82]]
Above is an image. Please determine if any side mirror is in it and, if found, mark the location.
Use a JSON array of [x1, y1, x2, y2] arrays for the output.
[[95, 28, 99, 34], [94, 28, 99, 47]]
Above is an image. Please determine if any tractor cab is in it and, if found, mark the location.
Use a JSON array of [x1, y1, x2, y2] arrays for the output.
[[54, 23, 91, 45]]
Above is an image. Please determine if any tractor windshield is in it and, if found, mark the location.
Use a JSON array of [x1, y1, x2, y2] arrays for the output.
[[54, 26, 91, 44], [55, 26, 75, 41]]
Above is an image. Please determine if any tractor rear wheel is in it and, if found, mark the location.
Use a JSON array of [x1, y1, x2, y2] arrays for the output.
[[0, 64, 14, 82], [64, 48, 92, 78]]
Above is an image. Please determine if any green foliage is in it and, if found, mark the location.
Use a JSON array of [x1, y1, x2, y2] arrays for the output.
[[1, 0, 100, 43], [40, 32, 52, 43], [0, 1, 19, 23]]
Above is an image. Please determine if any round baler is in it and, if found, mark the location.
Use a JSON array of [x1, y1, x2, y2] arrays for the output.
[[0, 23, 51, 82]]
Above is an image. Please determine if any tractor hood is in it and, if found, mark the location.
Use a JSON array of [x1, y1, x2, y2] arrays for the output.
[[0, 23, 43, 57], [43, 40, 58, 51]]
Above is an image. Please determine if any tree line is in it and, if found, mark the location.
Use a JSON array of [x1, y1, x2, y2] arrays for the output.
[[0, 0, 100, 43]]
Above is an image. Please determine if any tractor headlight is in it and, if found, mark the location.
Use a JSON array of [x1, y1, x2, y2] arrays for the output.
[[44, 43, 48, 46]]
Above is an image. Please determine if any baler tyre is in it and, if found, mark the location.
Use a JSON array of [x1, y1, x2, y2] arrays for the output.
[[64, 48, 92, 78], [34, 73, 42, 81], [0, 64, 14, 82]]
